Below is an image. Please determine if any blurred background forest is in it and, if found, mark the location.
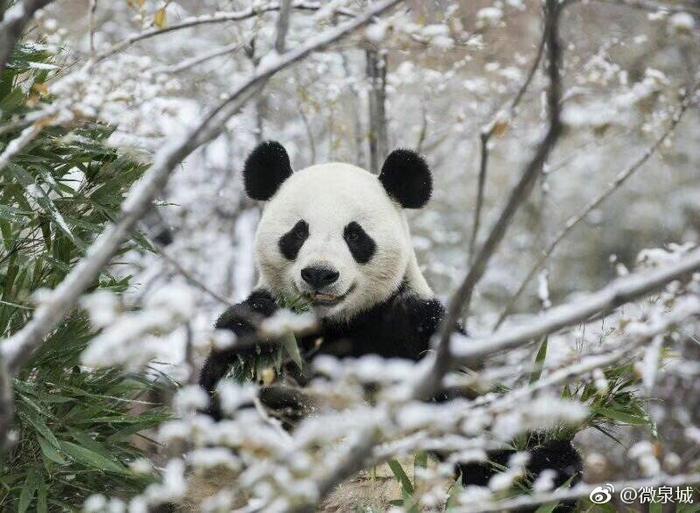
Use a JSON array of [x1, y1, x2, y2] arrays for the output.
[[1, 0, 700, 511]]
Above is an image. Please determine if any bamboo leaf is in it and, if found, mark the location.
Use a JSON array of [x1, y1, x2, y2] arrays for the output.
[[388, 459, 414, 495], [60, 441, 129, 474], [530, 336, 548, 384], [18, 469, 38, 513]]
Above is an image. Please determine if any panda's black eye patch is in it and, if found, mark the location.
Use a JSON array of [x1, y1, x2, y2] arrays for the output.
[[344, 221, 375, 264], [279, 220, 309, 260]]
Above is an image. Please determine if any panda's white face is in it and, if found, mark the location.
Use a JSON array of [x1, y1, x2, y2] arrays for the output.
[[255, 163, 412, 322]]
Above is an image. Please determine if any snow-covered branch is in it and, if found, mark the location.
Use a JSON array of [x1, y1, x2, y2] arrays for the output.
[[451, 247, 700, 364], [93, 1, 354, 65]]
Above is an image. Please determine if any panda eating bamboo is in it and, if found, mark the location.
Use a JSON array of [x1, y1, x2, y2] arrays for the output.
[[199, 141, 582, 512]]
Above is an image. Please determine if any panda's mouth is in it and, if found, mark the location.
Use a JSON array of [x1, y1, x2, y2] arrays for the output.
[[304, 284, 355, 306]]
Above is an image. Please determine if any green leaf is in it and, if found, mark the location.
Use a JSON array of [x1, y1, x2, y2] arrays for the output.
[[18, 407, 61, 449], [280, 332, 303, 369], [18, 469, 38, 513], [37, 477, 48, 513], [60, 441, 129, 474], [592, 405, 648, 425], [534, 502, 559, 513], [388, 459, 414, 495], [37, 436, 67, 464], [530, 337, 548, 384], [678, 501, 700, 513]]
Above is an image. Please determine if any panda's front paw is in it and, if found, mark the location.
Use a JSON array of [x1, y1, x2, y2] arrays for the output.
[[215, 290, 279, 355]]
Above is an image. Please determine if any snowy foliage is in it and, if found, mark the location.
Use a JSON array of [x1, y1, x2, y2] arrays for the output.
[[1, 0, 700, 511]]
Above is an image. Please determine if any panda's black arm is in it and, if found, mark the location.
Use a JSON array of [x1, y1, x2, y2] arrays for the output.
[[199, 290, 278, 416]]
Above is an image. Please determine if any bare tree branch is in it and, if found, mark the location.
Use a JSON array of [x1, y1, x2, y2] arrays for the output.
[[0, 0, 54, 75], [0, 0, 404, 377], [451, 247, 700, 365], [494, 86, 697, 329], [94, 1, 354, 65], [154, 42, 246, 75], [366, 48, 388, 173], [468, 22, 547, 263], [413, 0, 565, 401], [88, 0, 98, 58], [274, 0, 293, 54], [157, 247, 234, 307]]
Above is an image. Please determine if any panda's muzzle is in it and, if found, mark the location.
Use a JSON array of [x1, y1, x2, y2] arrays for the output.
[[298, 266, 353, 306]]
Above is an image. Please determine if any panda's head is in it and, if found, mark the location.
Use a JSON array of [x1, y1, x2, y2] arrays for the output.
[[244, 141, 432, 322]]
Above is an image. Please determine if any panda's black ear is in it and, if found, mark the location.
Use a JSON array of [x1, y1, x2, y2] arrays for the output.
[[243, 141, 293, 200], [379, 149, 432, 209]]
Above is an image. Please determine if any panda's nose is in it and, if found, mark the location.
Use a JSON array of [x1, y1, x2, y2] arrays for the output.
[[301, 266, 340, 289]]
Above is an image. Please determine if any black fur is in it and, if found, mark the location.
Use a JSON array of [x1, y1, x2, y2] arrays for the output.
[[457, 438, 582, 513], [278, 220, 309, 260], [201, 288, 582, 503], [199, 290, 278, 418], [343, 221, 376, 264], [379, 149, 432, 209], [243, 141, 293, 201], [302, 283, 442, 360]]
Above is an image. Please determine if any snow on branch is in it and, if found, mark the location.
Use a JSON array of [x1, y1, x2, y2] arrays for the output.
[[451, 247, 700, 364], [0, 0, 404, 378], [93, 1, 355, 65]]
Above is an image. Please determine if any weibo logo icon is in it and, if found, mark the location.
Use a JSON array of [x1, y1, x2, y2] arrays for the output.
[[589, 484, 615, 504]]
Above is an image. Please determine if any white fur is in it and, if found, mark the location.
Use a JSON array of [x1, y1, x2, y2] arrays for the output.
[[254, 163, 432, 322]]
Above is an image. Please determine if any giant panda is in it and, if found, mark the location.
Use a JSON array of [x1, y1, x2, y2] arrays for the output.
[[199, 141, 582, 511]]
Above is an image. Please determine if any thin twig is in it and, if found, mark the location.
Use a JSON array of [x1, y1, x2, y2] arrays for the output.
[[88, 0, 98, 58], [415, 102, 428, 153], [93, 1, 353, 65], [297, 101, 316, 164], [154, 42, 245, 75], [157, 247, 234, 307], [494, 86, 697, 330], [467, 20, 547, 263], [0, 0, 404, 377]]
